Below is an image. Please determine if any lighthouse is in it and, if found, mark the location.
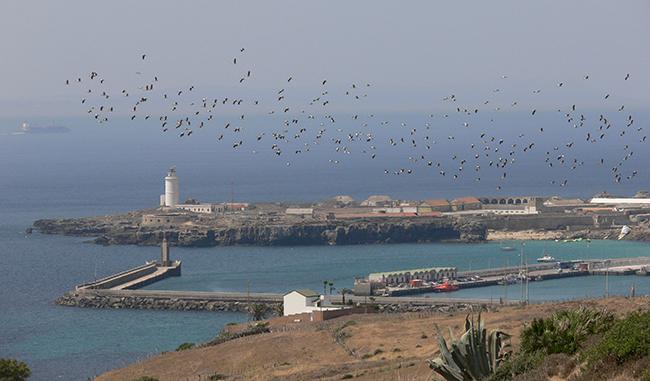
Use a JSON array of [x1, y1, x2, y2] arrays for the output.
[[161, 167, 179, 207]]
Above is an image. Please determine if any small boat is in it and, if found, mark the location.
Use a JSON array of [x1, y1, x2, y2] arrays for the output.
[[497, 275, 518, 285], [434, 280, 459, 292], [500, 246, 516, 252], [537, 254, 556, 263]]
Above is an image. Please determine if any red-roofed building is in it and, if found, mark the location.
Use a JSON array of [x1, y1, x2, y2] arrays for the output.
[[423, 199, 451, 212], [450, 197, 482, 211]]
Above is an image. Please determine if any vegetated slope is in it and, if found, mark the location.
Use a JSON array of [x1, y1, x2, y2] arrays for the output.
[[97, 297, 650, 381]]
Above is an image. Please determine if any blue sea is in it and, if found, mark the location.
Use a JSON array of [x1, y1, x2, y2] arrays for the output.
[[1, 113, 650, 380]]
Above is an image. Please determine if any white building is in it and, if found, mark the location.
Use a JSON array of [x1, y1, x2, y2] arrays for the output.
[[160, 168, 180, 207], [590, 198, 650, 206], [285, 208, 314, 216], [361, 195, 393, 207], [283, 289, 322, 316], [177, 203, 224, 214], [481, 205, 538, 215]]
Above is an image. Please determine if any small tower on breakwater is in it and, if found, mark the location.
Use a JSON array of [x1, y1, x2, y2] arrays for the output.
[[160, 236, 171, 267]]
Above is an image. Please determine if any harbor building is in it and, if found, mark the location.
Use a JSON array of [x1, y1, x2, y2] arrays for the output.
[[368, 266, 458, 286]]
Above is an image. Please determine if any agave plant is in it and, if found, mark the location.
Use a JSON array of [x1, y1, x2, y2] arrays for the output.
[[428, 313, 511, 381]]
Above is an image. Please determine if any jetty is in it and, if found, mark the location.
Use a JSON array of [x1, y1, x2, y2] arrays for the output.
[[366, 256, 650, 297]]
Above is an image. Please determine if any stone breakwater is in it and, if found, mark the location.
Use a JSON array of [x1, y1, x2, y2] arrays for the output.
[[56, 292, 280, 313], [55, 292, 486, 314], [34, 214, 487, 247]]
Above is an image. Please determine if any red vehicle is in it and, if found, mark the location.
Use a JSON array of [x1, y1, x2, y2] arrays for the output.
[[434, 280, 459, 292]]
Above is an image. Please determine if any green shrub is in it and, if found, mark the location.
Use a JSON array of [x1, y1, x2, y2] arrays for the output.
[[0, 358, 31, 381], [487, 350, 545, 381], [520, 307, 613, 355], [131, 377, 159, 381], [209, 374, 227, 380], [175, 342, 195, 351], [585, 310, 650, 366], [341, 374, 354, 379]]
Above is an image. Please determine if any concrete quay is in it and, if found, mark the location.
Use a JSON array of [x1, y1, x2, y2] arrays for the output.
[[75, 261, 181, 291], [384, 256, 650, 296]]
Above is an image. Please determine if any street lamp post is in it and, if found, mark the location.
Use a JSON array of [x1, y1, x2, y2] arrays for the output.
[[605, 260, 610, 298]]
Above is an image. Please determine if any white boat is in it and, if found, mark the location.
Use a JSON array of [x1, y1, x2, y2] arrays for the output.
[[537, 254, 556, 263]]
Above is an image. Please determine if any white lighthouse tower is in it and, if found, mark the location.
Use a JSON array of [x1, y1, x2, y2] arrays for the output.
[[161, 167, 180, 207]]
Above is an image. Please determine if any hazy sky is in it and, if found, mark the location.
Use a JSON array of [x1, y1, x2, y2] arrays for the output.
[[1, 0, 649, 117]]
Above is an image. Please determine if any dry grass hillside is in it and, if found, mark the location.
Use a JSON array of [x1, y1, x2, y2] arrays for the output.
[[98, 297, 650, 381]]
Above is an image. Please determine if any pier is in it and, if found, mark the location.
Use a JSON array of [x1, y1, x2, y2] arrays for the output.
[[379, 256, 650, 296]]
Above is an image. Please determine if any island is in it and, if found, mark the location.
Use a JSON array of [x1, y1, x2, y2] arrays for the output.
[[31, 169, 650, 247]]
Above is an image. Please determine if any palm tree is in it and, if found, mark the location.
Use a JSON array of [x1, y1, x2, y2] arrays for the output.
[[339, 288, 353, 305], [328, 281, 334, 295], [272, 303, 284, 316], [248, 303, 268, 321]]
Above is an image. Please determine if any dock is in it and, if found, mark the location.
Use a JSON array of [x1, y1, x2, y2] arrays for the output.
[[382, 256, 650, 296]]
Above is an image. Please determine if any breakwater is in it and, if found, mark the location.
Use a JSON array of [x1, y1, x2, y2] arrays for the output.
[[56, 289, 282, 313], [55, 289, 500, 313]]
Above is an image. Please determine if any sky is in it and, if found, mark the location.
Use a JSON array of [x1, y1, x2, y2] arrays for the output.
[[1, 0, 649, 118]]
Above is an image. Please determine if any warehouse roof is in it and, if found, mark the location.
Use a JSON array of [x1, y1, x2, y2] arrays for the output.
[[423, 199, 450, 206], [287, 289, 320, 298], [369, 266, 457, 278], [451, 197, 481, 205]]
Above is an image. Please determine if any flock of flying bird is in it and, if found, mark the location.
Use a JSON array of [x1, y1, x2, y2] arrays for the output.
[[65, 50, 644, 190]]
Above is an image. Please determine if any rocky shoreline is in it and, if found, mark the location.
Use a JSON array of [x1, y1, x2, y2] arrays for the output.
[[34, 212, 487, 247]]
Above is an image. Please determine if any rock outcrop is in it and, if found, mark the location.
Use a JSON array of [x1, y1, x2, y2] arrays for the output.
[[34, 214, 487, 247]]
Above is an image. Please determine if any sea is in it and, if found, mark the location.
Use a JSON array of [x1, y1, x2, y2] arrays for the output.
[[1, 112, 649, 380]]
